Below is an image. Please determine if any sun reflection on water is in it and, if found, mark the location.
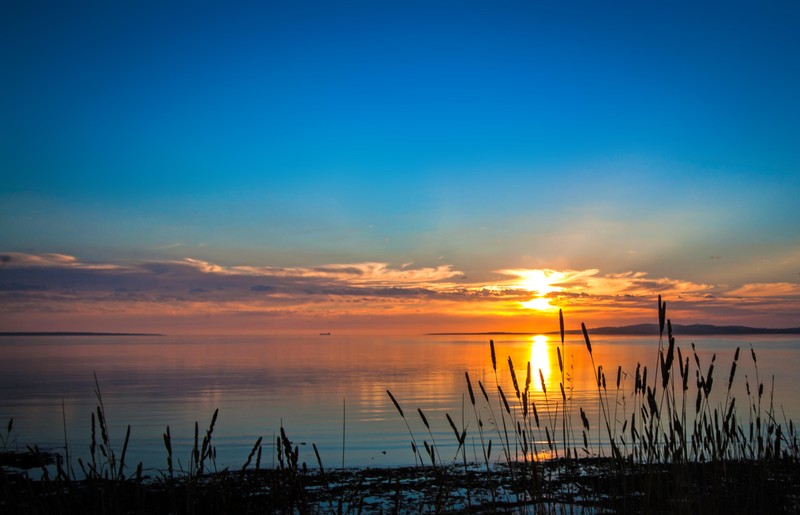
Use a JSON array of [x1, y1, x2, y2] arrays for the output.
[[530, 334, 552, 390]]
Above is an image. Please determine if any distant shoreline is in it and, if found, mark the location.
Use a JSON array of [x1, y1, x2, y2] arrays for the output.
[[0, 332, 164, 337], [428, 323, 800, 336]]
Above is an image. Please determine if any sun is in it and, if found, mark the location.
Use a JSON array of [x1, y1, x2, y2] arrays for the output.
[[512, 269, 564, 312], [517, 269, 557, 295], [522, 297, 555, 311]]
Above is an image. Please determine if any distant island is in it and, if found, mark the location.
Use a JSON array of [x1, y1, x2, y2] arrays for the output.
[[0, 332, 163, 337], [428, 324, 800, 336]]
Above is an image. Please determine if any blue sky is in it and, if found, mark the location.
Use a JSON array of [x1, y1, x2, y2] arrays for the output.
[[2, 1, 799, 332]]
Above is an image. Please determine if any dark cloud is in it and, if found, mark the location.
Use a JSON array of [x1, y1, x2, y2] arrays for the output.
[[550, 291, 591, 299], [312, 266, 364, 276], [250, 285, 275, 292], [140, 262, 190, 276], [0, 255, 465, 306], [636, 281, 664, 291], [0, 282, 48, 291]]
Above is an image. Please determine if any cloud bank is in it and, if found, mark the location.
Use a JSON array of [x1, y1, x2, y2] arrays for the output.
[[1, 253, 797, 333]]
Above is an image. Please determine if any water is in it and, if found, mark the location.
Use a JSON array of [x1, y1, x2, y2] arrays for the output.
[[1, 333, 798, 475]]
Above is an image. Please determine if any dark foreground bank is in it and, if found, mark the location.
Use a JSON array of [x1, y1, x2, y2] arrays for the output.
[[2, 451, 800, 514]]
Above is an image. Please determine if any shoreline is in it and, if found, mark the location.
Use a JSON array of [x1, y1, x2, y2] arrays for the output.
[[0, 332, 164, 337], [3, 452, 799, 513]]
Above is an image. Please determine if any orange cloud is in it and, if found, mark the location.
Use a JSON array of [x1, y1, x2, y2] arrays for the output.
[[491, 268, 714, 306], [726, 282, 800, 297], [1, 253, 798, 333], [227, 261, 462, 285]]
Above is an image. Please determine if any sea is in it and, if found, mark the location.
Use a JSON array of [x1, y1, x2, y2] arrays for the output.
[[1, 332, 798, 476]]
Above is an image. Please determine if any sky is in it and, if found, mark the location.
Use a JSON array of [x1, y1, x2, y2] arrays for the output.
[[1, 1, 799, 334]]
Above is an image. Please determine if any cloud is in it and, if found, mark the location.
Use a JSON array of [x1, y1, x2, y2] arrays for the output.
[[494, 268, 714, 300], [183, 258, 226, 274], [726, 283, 800, 298], [0, 252, 120, 270], [0, 253, 465, 305], [1, 253, 78, 267], [250, 285, 275, 292], [1, 253, 798, 331], [0, 282, 48, 291], [486, 267, 800, 327], [228, 261, 461, 285]]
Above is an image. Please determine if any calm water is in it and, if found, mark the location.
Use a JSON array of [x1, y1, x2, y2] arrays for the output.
[[1, 333, 798, 475]]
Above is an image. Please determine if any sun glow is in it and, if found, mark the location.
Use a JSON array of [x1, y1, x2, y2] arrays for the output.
[[530, 334, 552, 388], [522, 297, 554, 311], [512, 269, 565, 312]]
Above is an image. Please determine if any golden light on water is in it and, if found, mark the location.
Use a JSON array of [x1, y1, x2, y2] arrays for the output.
[[530, 334, 552, 389]]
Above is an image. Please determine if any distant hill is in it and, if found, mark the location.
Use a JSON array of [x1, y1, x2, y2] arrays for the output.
[[428, 324, 800, 336], [567, 324, 800, 336], [0, 332, 163, 337]]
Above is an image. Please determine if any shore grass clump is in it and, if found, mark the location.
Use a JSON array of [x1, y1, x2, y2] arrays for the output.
[[382, 299, 800, 512]]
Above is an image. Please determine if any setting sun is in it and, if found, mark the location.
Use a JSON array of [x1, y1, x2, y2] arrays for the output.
[[522, 297, 555, 311], [508, 269, 565, 312]]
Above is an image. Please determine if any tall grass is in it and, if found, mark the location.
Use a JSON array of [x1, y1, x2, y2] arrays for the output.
[[383, 299, 800, 512]]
